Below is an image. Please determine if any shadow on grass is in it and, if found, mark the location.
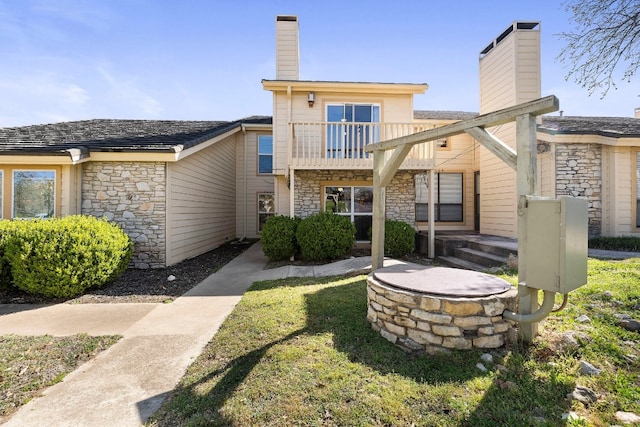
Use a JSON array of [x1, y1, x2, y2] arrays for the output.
[[151, 277, 575, 426]]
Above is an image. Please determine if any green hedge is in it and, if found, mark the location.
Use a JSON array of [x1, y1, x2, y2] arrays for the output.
[[261, 215, 300, 261], [0, 215, 133, 298], [368, 219, 416, 258], [296, 212, 355, 261], [588, 236, 640, 252]]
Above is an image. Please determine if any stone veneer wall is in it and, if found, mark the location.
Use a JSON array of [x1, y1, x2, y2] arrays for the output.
[[81, 162, 166, 269], [293, 170, 417, 224], [367, 276, 518, 353], [539, 142, 602, 237]]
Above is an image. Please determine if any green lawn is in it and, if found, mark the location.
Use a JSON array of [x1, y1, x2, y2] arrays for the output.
[[149, 258, 640, 426]]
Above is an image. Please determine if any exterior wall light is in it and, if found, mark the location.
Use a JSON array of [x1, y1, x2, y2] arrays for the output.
[[308, 92, 315, 107]]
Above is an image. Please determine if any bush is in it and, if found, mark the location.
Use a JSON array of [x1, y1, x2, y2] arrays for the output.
[[368, 219, 416, 258], [589, 236, 640, 252], [2, 215, 133, 298], [296, 212, 355, 261], [261, 215, 300, 261], [383, 220, 416, 258], [0, 221, 19, 290]]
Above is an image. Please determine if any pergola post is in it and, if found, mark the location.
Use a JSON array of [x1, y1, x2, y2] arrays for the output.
[[515, 113, 539, 341], [371, 150, 386, 270]]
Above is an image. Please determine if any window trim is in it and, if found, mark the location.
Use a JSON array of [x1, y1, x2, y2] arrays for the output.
[[0, 165, 61, 219], [415, 172, 464, 223], [257, 134, 273, 175], [321, 181, 373, 241]]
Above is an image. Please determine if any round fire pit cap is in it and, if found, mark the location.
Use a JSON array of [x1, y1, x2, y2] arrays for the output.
[[372, 264, 513, 297]]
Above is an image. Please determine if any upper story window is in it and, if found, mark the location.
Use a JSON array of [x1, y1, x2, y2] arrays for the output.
[[326, 104, 380, 159], [258, 135, 273, 174]]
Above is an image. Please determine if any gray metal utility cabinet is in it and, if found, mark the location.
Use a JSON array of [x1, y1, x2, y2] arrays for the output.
[[525, 196, 588, 294]]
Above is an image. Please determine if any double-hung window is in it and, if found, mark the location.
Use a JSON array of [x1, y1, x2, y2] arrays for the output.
[[415, 172, 463, 222], [258, 135, 273, 174]]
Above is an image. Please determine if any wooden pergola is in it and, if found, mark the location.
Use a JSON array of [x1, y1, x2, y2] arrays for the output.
[[364, 95, 560, 341]]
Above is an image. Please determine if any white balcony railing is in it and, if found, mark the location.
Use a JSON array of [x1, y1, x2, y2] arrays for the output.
[[290, 122, 437, 169]]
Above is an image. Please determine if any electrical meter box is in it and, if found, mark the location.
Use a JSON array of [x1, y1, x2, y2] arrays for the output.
[[525, 196, 588, 294]]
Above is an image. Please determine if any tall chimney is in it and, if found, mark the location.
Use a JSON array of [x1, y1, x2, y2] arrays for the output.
[[276, 16, 299, 80], [635, 107, 640, 118]]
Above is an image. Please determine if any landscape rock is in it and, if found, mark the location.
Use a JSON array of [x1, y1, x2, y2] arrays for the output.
[[614, 411, 640, 424], [480, 353, 494, 364], [576, 314, 591, 323], [617, 319, 640, 332], [562, 412, 586, 422], [567, 386, 598, 405], [579, 360, 602, 376], [167, 275, 176, 282], [476, 363, 487, 372]]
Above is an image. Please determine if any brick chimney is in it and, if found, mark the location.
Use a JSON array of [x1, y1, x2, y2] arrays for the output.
[[275, 16, 299, 80]]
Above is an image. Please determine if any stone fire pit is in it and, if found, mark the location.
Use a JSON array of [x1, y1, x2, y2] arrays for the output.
[[366, 263, 518, 353]]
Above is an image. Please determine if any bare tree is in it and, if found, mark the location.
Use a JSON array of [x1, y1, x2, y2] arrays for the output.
[[558, 0, 640, 97]]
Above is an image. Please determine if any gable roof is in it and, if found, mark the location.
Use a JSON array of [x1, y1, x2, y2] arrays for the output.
[[538, 115, 640, 138], [0, 117, 272, 157]]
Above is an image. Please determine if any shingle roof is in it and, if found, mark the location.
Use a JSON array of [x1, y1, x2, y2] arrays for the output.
[[538, 115, 640, 138], [414, 110, 479, 121], [0, 117, 272, 156]]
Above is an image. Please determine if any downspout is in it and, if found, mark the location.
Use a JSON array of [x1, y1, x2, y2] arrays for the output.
[[241, 124, 248, 240]]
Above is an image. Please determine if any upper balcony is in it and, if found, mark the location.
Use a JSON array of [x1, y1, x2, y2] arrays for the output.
[[290, 122, 438, 170]]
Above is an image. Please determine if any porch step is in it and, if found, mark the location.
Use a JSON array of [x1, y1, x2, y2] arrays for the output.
[[434, 233, 518, 272], [452, 247, 509, 268], [437, 256, 487, 272]]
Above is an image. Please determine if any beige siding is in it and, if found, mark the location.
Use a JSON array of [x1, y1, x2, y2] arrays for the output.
[[276, 17, 299, 80], [273, 91, 290, 174], [166, 134, 238, 266], [275, 175, 290, 216], [602, 146, 637, 236], [478, 24, 540, 238], [60, 164, 82, 216], [538, 148, 555, 198], [235, 130, 275, 238]]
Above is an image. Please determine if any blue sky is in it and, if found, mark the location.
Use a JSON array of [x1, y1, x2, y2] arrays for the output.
[[1, 0, 639, 127]]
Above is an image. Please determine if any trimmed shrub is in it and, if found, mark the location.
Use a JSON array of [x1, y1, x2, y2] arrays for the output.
[[368, 219, 416, 258], [261, 215, 300, 261], [0, 220, 19, 290], [589, 236, 640, 252], [2, 215, 133, 298], [383, 219, 416, 258], [296, 212, 356, 261]]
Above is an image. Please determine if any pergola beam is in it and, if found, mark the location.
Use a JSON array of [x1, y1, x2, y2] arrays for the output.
[[465, 127, 517, 171], [364, 95, 559, 153]]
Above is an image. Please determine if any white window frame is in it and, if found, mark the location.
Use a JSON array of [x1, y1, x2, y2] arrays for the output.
[[415, 172, 463, 222]]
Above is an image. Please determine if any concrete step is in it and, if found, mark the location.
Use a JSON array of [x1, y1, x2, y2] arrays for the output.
[[453, 247, 510, 268], [437, 255, 487, 272], [467, 240, 517, 259]]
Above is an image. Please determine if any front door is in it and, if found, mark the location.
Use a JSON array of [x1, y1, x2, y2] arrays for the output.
[[325, 185, 373, 241]]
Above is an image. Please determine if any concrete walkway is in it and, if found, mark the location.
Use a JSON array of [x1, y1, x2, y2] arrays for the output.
[[0, 243, 376, 426]]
